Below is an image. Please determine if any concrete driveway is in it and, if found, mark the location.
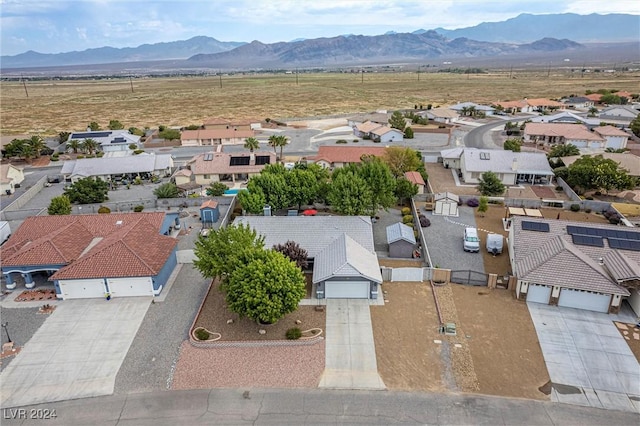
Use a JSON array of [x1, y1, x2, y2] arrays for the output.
[[0, 298, 150, 408], [528, 302, 640, 413], [319, 300, 385, 390]]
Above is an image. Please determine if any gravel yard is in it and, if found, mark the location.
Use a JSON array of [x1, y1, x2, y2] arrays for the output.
[[0, 307, 47, 372]]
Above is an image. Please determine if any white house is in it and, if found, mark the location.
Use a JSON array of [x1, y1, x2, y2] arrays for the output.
[[561, 96, 595, 109], [593, 126, 630, 150], [370, 126, 404, 143], [598, 105, 639, 127], [180, 129, 255, 147], [459, 148, 554, 185], [449, 102, 495, 116], [61, 153, 173, 183], [424, 108, 459, 123], [0, 164, 25, 195], [523, 123, 606, 149], [67, 130, 141, 153]]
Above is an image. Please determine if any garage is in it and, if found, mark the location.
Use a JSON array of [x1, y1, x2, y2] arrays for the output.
[[526, 284, 552, 304], [324, 281, 369, 299], [59, 279, 106, 299], [558, 288, 611, 313], [107, 277, 154, 297]]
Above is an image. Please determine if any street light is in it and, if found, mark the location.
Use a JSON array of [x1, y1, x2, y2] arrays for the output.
[[1, 322, 12, 343]]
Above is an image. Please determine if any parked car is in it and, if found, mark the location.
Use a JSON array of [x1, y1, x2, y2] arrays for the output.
[[463, 227, 480, 253]]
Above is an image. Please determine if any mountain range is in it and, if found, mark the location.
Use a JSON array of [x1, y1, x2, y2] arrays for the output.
[[1, 13, 637, 69]]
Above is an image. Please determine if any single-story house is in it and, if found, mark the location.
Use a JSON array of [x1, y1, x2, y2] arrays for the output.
[[598, 106, 639, 127], [593, 126, 630, 150], [60, 153, 173, 183], [440, 147, 464, 169], [404, 171, 426, 194], [386, 222, 416, 258], [523, 123, 607, 149], [370, 126, 404, 143], [493, 98, 564, 114], [1, 164, 25, 195], [306, 146, 387, 169], [424, 108, 459, 123], [457, 148, 554, 185], [200, 199, 220, 223], [433, 192, 459, 216], [508, 216, 639, 314], [202, 118, 259, 131], [449, 102, 495, 116], [347, 113, 389, 128], [234, 216, 382, 299], [561, 96, 595, 109], [353, 121, 385, 138], [1, 212, 180, 299], [528, 111, 599, 128], [180, 129, 256, 146], [561, 152, 640, 178], [179, 151, 276, 186], [67, 130, 141, 153]]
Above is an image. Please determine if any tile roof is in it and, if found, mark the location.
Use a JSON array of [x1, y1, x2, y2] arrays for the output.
[[511, 216, 636, 295], [355, 121, 385, 133], [524, 123, 604, 141], [371, 126, 402, 137], [200, 200, 218, 209], [493, 100, 528, 109], [440, 147, 464, 159], [404, 171, 425, 186], [61, 154, 173, 177], [585, 94, 602, 102], [181, 129, 255, 141], [1, 213, 175, 280], [188, 151, 276, 175], [307, 146, 387, 164], [561, 153, 640, 176], [462, 148, 553, 175], [313, 233, 382, 284], [233, 216, 375, 258], [1, 164, 23, 184], [593, 125, 630, 137], [386, 222, 416, 245], [603, 251, 640, 282]]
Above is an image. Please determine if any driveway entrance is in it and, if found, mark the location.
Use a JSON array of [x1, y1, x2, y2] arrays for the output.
[[0, 298, 150, 407]]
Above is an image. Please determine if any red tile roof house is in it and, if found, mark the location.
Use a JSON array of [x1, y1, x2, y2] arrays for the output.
[[0, 212, 180, 299], [305, 146, 387, 170], [404, 171, 426, 194]]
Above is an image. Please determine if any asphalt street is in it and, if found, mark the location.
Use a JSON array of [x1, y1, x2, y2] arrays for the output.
[[2, 388, 638, 425]]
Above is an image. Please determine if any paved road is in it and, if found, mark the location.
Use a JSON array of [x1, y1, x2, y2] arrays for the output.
[[2, 388, 639, 425], [464, 121, 507, 150]]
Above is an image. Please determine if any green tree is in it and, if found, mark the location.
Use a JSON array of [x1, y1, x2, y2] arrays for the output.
[[244, 137, 260, 153], [3, 139, 24, 158], [222, 249, 306, 324], [268, 134, 288, 161], [547, 144, 580, 159], [285, 168, 318, 210], [58, 131, 70, 144], [247, 172, 289, 210], [388, 111, 407, 131], [194, 223, 265, 279], [18, 142, 36, 161], [404, 127, 414, 139], [382, 146, 423, 178], [566, 155, 635, 194], [394, 177, 418, 205], [630, 114, 640, 138], [600, 94, 622, 105], [357, 156, 397, 215], [477, 196, 489, 216], [587, 107, 599, 117], [159, 128, 181, 140], [48, 195, 72, 215], [88, 121, 101, 131], [503, 138, 522, 152], [81, 138, 99, 155], [108, 119, 124, 130], [328, 170, 372, 215], [477, 172, 505, 196], [153, 182, 180, 198], [64, 177, 109, 204], [66, 139, 82, 154], [237, 189, 267, 214], [205, 182, 229, 197]]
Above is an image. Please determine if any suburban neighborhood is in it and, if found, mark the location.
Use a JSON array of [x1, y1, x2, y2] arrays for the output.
[[1, 86, 640, 422]]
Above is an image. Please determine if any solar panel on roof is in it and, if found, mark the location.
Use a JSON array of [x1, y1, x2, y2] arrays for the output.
[[521, 221, 550, 232], [608, 238, 640, 251], [571, 234, 604, 247], [72, 132, 111, 138]]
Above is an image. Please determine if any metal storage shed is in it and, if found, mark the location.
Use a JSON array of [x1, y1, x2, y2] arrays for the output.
[[433, 192, 459, 217]]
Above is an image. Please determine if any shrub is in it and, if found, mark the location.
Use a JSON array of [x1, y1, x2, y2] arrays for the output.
[[419, 216, 431, 227], [194, 328, 210, 341], [595, 191, 602, 196], [609, 216, 621, 225], [402, 215, 413, 224], [77, 155, 85, 159], [586, 196, 593, 200], [133, 205, 144, 212], [401, 207, 411, 216], [50, 157, 59, 161], [336, 139, 348, 144], [555, 186, 563, 191], [585, 208, 592, 214], [570, 204, 580, 212], [466, 198, 479, 207], [98, 205, 111, 214], [352, 139, 359, 143], [285, 327, 302, 340], [134, 176, 142, 185], [133, 149, 145, 155], [96, 152, 104, 157]]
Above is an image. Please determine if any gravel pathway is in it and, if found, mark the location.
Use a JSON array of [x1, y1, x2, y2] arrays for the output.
[[171, 340, 325, 389], [113, 264, 210, 394], [0, 307, 47, 372]]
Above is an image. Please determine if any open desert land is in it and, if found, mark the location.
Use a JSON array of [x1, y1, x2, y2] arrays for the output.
[[2, 71, 640, 134]]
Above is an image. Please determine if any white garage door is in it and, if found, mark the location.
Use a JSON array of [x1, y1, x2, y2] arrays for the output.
[[59, 279, 106, 299], [107, 277, 153, 297], [325, 281, 369, 299], [558, 288, 611, 313], [526, 284, 552, 304]]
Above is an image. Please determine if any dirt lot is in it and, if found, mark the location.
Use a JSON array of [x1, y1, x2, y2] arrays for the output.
[[370, 281, 446, 392], [194, 279, 326, 341], [450, 284, 550, 400]]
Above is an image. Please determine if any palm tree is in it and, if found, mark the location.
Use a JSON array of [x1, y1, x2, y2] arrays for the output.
[[82, 138, 99, 155], [460, 106, 469, 117], [58, 131, 70, 144], [66, 139, 81, 154], [244, 137, 260, 153], [27, 135, 45, 158], [268, 135, 288, 161], [19, 143, 36, 161], [588, 106, 598, 117]]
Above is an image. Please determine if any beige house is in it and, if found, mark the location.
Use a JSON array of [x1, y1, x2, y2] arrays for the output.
[[180, 129, 256, 147], [202, 118, 259, 131], [561, 152, 640, 177], [523, 123, 606, 149], [1, 164, 25, 194], [306, 146, 387, 170], [177, 151, 276, 186]]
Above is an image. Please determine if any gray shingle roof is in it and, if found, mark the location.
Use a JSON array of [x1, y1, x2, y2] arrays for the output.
[[463, 148, 553, 175], [313, 233, 382, 284], [386, 222, 416, 244], [233, 216, 375, 258], [511, 216, 634, 295]]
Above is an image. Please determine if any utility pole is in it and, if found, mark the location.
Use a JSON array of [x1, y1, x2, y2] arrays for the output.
[[129, 75, 134, 93], [547, 63, 551, 78], [361, 68, 364, 84], [509, 65, 513, 79], [417, 65, 420, 81], [21, 74, 29, 98], [219, 73, 222, 88], [296, 68, 298, 85]]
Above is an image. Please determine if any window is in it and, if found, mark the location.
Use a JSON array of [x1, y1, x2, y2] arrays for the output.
[[203, 174, 210, 179]]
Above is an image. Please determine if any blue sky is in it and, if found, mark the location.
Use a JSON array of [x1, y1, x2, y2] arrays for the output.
[[1, 0, 638, 56]]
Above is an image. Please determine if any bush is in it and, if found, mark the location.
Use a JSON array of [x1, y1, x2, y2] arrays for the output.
[[402, 215, 413, 224], [352, 139, 359, 143], [194, 328, 210, 341], [401, 207, 411, 215], [336, 139, 348, 144], [133, 149, 145, 155], [586, 196, 593, 200], [570, 204, 580, 212], [96, 152, 104, 157], [77, 155, 85, 159], [466, 198, 479, 207], [50, 157, 59, 161], [133, 205, 144, 212], [555, 186, 563, 191], [98, 206, 111, 214], [585, 208, 592, 213], [419, 216, 431, 227], [285, 327, 302, 340], [595, 191, 602, 196], [609, 216, 621, 225]]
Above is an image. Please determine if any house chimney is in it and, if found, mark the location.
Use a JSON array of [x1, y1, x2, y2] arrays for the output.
[[511, 158, 518, 171]]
